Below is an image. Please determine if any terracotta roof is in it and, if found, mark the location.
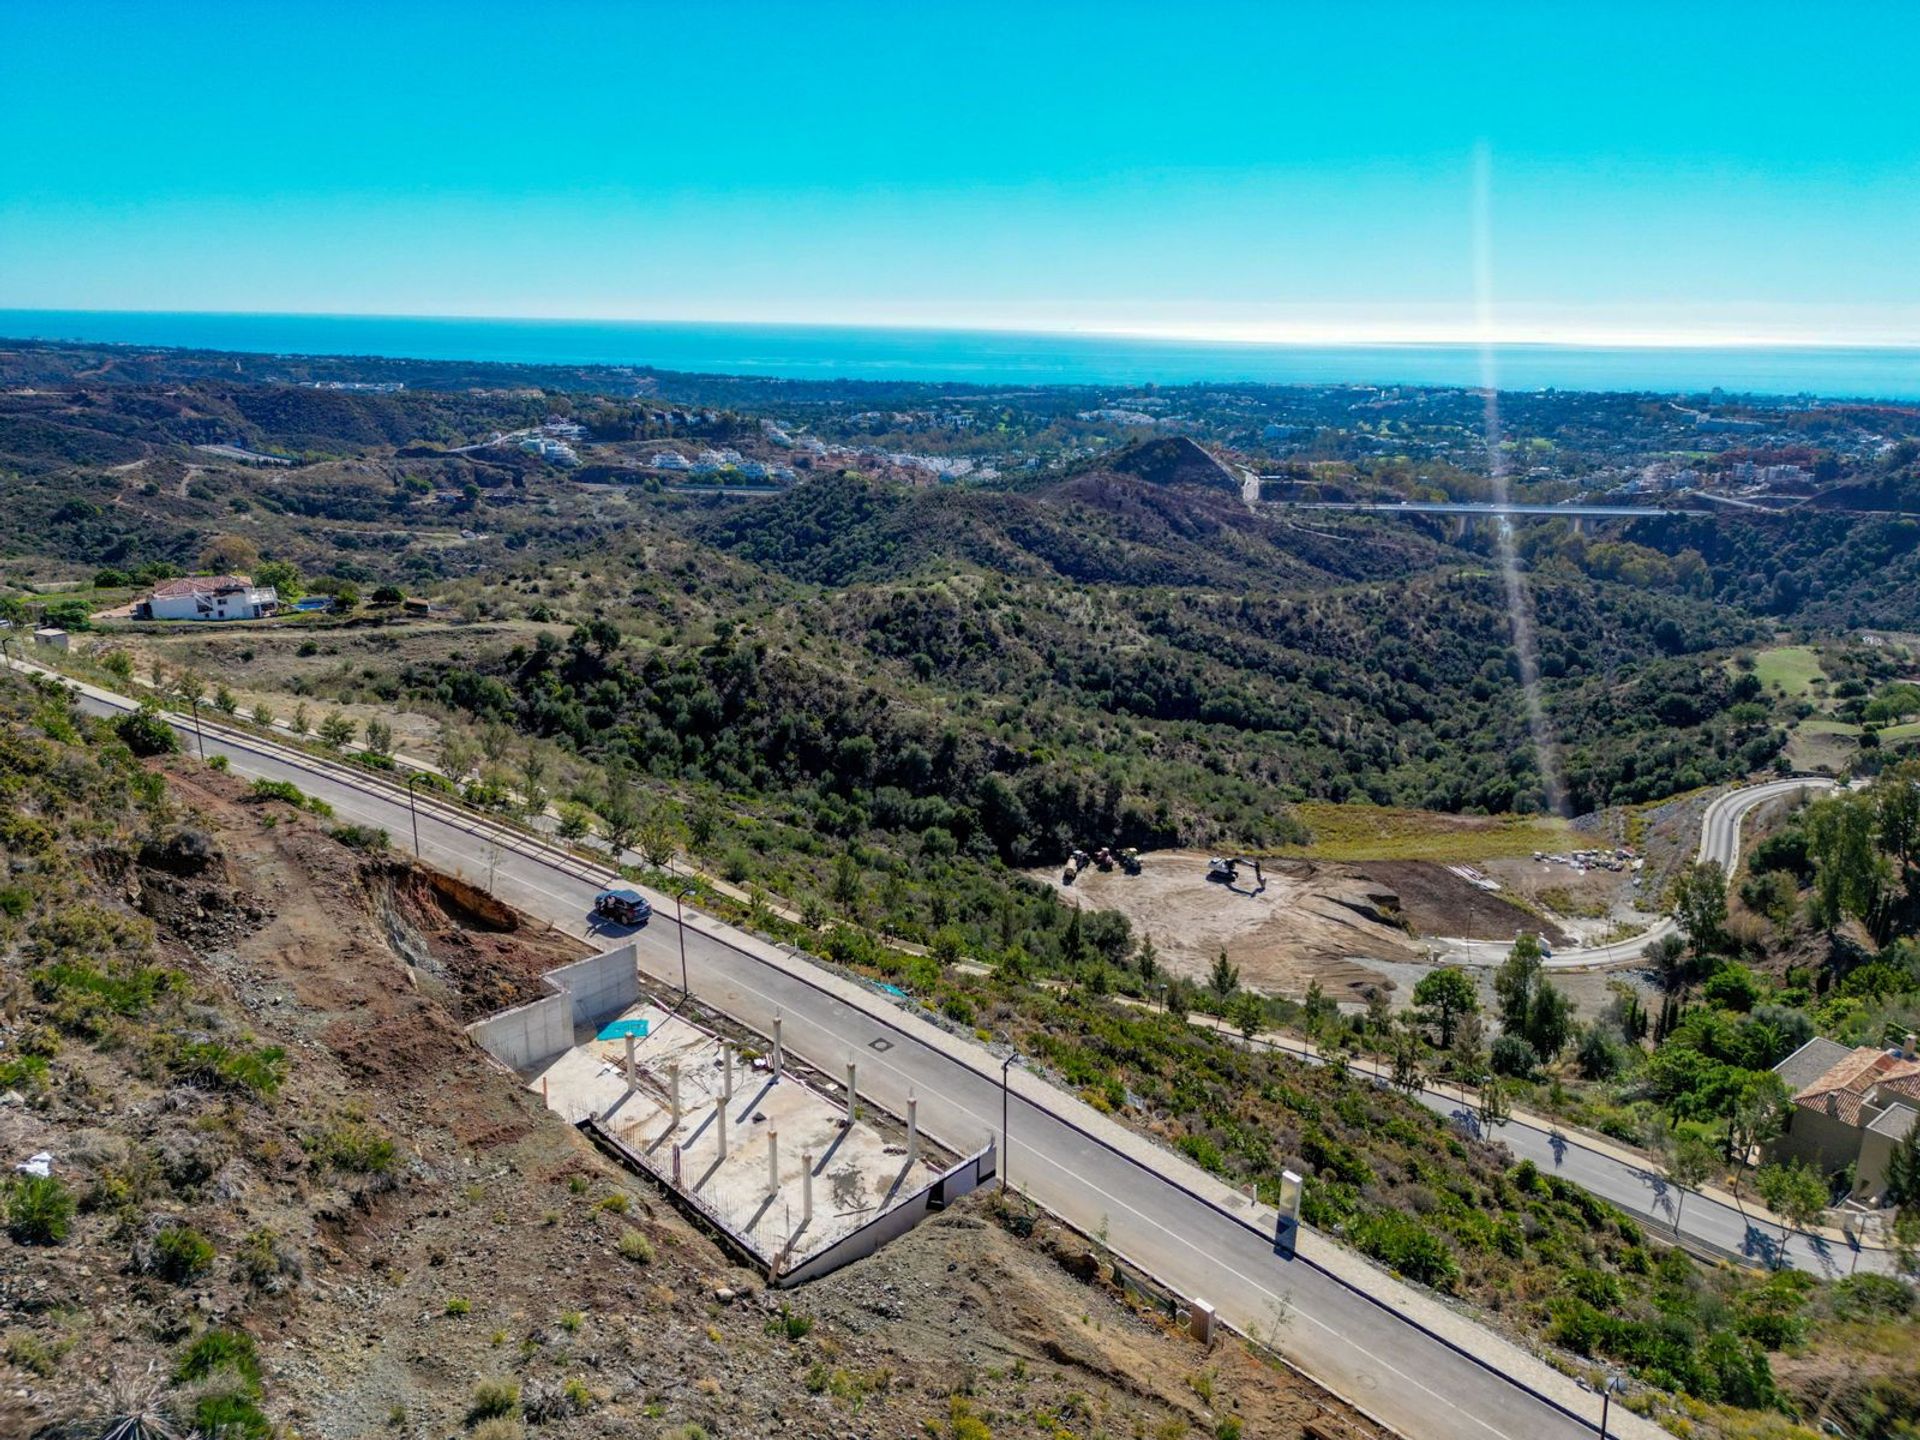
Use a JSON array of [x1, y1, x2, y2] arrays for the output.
[[1790, 1043, 1920, 1129], [149, 575, 252, 599]]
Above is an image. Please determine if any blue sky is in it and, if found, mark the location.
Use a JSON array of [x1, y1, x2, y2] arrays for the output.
[[3, 1, 1916, 343]]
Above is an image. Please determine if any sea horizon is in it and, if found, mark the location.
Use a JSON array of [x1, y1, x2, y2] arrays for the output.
[[4, 308, 1919, 401]]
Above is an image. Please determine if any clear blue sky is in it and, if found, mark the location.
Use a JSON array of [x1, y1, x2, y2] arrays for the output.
[[4, 1, 1916, 343]]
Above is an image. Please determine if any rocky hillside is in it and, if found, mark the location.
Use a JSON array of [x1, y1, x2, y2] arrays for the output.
[[0, 673, 1376, 1439]]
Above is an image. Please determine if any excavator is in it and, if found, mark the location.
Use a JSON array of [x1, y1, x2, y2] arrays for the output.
[[1206, 856, 1266, 891]]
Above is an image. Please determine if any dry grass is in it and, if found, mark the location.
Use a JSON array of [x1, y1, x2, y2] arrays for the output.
[[1276, 802, 1571, 862]]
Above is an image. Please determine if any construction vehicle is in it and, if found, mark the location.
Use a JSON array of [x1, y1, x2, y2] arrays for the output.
[[1063, 849, 1090, 885], [1094, 847, 1115, 872], [1119, 848, 1142, 875], [1206, 856, 1266, 889]]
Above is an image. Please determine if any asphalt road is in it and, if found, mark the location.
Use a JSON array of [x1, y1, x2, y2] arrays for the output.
[[21, 661, 1656, 1440], [1437, 776, 1833, 968]]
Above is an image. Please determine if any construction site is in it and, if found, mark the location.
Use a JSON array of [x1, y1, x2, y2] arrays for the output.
[[465, 941, 993, 1284]]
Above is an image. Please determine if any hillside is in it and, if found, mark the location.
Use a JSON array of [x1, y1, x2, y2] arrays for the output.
[[0, 675, 1382, 1439]]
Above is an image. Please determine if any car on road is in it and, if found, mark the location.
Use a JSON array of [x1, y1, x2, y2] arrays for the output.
[[592, 888, 652, 925]]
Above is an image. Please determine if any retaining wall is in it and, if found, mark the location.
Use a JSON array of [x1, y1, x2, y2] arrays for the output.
[[774, 1143, 997, 1287], [467, 942, 640, 1070]]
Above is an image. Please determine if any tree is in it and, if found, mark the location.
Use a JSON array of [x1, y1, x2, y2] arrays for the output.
[[1413, 966, 1478, 1048], [1806, 789, 1893, 939], [1231, 992, 1264, 1040], [362, 719, 394, 758], [597, 764, 642, 857], [1755, 1160, 1827, 1263], [436, 729, 479, 785], [1494, 934, 1543, 1033], [1477, 1076, 1511, 1129], [1062, 906, 1088, 974], [250, 702, 275, 729], [634, 804, 682, 870], [1667, 861, 1729, 956], [1661, 1131, 1718, 1235], [1726, 1071, 1790, 1177], [212, 685, 238, 716], [1450, 1009, 1489, 1085], [1526, 979, 1576, 1060], [255, 559, 303, 601], [830, 854, 862, 913], [520, 746, 551, 819], [478, 721, 514, 766], [1390, 1026, 1425, 1094], [290, 702, 311, 736], [1208, 950, 1240, 1001], [1877, 758, 1920, 903], [100, 649, 135, 685], [1134, 933, 1161, 990], [1885, 1125, 1920, 1209], [555, 802, 593, 844], [199, 534, 260, 574], [317, 712, 356, 750], [172, 669, 207, 709], [686, 794, 720, 852]]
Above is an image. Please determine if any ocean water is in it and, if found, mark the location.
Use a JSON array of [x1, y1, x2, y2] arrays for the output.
[[3, 309, 1918, 401]]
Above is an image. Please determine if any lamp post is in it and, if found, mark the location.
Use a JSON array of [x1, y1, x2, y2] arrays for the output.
[[1000, 1050, 1021, 1192], [675, 885, 694, 997], [1600, 1374, 1623, 1439], [404, 771, 423, 859], [187, 694, 205, 760]]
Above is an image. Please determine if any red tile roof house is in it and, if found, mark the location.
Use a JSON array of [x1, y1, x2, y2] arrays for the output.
[[139, 575, 280, 622], [1771, 1034, 1920, 1203]]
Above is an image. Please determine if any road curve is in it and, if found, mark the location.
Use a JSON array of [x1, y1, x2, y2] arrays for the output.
[[1436, 776, 1834, 968]]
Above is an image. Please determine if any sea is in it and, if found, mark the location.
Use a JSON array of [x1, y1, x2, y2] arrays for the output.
[[4, 309, 1919, 402]]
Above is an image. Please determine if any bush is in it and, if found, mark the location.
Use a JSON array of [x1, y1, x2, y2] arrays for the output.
[[304, 1119, 396, 1175], [1348, 1209, 1459, 1290], [177, 1327, 262, 1387], [114, 703, 178, 757], [616, 1228, 655, 1263], [1490, 1033, 1540, 1079], [328, 823, 391, 852], [152, 1224, 215, 1281], [469, 1378, 520, 1421], [5, 1175, 76, 1245]]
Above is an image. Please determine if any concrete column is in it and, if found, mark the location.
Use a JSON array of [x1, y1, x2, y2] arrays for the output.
[[1189, 1298, 1216, 1346], [668, 1063, 682, 1126], [624, 1033, 637, 1089], [801, 1152, 813, 1222], [714, 1094, 728, 1159], [767, 1129, 780, 1196], [723, 1043, 734, 1101], [772, 1014, 783, 1080], [845, 1058, 858, 1125], [906, 1092, 919, 1168], [672, 1143, 683, 1187]]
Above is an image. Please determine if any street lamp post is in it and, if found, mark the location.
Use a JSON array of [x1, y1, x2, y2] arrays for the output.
[[1600, 1374, 1622, 1439], [188, 695, 205, 760], [404, 771, 423, 859], [1000, 1051, 1020, 1192], [675, 885, 694, 997]]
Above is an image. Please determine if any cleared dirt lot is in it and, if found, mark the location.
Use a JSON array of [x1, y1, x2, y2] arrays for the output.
[[1036, 851, 1557, 1003]]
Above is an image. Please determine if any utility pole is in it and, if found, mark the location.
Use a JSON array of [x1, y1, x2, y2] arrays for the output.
[[404, 771, 423, 859], [675, 885, 694, 996], [1000, 1051, 1020, 1191], [188, 695, 205, 760]]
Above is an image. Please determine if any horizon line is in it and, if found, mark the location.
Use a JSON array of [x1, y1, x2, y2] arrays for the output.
[[5, 305, 1920, 354]]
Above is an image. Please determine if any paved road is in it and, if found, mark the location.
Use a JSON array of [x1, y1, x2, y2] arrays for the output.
[[1275, 500, 1709, 518], [1437, 776, 1833, 968], [15, 660, 1659, 1440], [1235, 1030, 1894, 1279]]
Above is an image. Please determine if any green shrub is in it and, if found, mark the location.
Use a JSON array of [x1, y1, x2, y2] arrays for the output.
[[1348, 1210, 1459, 1290], [329, 823, 391, 851], [114, 704, 178, 757], [163, 1036, 287, 1097], [469, 1378, 520, 1421], [177, 1327, 262, 1387], [152, 1225, 215, 1282], [192, 1394, 271, 1440], [304, 1119, 396, 1175], [445, 1296, 472, 1316], [5, 1175, 75, 1245], [616, 1228, 655, 1263]]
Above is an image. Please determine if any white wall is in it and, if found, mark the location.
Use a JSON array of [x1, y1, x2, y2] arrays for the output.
[[465, 941, 639, 1071]]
